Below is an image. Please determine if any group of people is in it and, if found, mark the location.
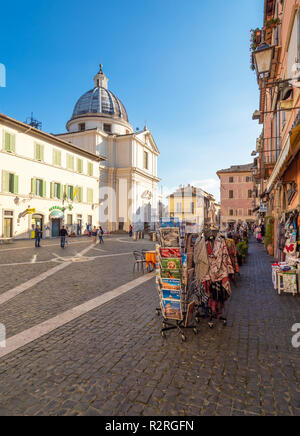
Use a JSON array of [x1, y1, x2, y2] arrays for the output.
[[34, 224, 105, 248], [91, 226, 105, 244]]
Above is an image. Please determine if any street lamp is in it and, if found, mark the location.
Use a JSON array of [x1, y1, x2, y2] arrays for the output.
[[253, 42, 274, 79]]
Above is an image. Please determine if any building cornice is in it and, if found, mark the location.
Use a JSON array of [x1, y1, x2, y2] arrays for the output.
[[0, 113, 106, 162]]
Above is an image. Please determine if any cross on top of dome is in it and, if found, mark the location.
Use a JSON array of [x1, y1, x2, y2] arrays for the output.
[[94, 63, 108, 89]]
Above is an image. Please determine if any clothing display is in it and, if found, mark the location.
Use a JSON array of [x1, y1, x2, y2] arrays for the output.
[[193, 235, 209, 286], [225, 238, 239, 274]]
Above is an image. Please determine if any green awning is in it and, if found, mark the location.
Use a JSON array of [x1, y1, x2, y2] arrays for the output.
[[50, 210, 64, 219]]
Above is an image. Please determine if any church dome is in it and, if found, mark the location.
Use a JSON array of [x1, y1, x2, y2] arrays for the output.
[[70, 65, 129, 122]]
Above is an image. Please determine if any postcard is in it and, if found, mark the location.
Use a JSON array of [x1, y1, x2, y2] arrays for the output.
[[162, 299, 183, 321], [162, 289, 181, 301], [161, 278, 181, 290], [161, 258, 181, 270], [160, 248, 181, 258], [161, 269, 181, 279]]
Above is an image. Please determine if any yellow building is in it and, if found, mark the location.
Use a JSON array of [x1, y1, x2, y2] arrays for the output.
[[168, 185, 217, 228]]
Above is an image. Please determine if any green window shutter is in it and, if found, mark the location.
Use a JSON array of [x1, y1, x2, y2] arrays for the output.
[[54, 150, 61, 166], [35, 144, 39, 160], [70, 186, 74, 201], [40, 145, 44, 162], [3, 171, 9, 192], [59, 183, 63, 200], [31, 178, 36, 195], [13, 175, 19, 194], [50, 182, 54, 198], [11, 134, 15, 152], [35, 144, 44, 161], [88, 162, 93, 176], [78, 187, 83, 202], [42, 181, 46, 198], [77, 159, 83, 173], [67, 155, 74, 170], [87, 188, 93, 203], [65, 184, 69, 199], [4, 133, 15, 152], [4, 133, 10, 151]]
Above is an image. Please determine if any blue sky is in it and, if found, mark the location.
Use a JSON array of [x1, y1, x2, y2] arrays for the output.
[[0, 0, 263, 201]]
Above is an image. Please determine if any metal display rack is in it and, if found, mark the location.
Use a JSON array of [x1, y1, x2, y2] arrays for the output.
[[155, 222, 199, 342]]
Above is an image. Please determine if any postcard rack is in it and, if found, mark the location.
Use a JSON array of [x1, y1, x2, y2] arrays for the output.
[[155, 222, 199, 342]]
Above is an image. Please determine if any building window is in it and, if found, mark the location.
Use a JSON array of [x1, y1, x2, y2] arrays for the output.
[[76, 186, 83, 202], [176, 203, 182, 213], [2, 171, 18, 194], [53, 149, 62, 166], [229, 177, 234, 183], [67, 154, 74, 171], [248, 209, 252, 216], [79, 123, 85, 132], [143, 151, 149, 170], [87, 162, 93, 177], [51, 182, 62, 199], [229, 190, 234, 199], [229, 209, 234, 216], [104, 124, 112, 133], [34, 143, 44, 162], [87, 188, 93, 204], [77, 158, 83, 173], [65, 185, 74, 201], [190, 202, 195, 214], [67, 214, 73, 226], [246, 176, 252, 182], [87, 215, 92, 226], [4, 132, 15, 153], [32, 178, 46, 198], [248, 190, 252, 198]]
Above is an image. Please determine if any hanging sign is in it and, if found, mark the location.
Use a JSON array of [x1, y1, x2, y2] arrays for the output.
[[260, 203, 267, 213], [27, 208, 36, 215]]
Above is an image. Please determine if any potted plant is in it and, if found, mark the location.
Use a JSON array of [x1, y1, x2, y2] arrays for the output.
[[264, 216, 274, 256], [264, 18, 281, 29]]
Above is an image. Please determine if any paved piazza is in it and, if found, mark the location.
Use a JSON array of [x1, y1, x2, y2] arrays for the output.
[[0, 236, 299, 416]]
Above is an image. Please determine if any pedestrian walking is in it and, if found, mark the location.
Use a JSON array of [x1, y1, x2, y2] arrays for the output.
[[35, 226, 41, 248], [99, 226, 104, 244], [60, 225, 68, 248], [255, 225, 262, 243], [129, 224, 133, 237], [92, 226, 98, 244]]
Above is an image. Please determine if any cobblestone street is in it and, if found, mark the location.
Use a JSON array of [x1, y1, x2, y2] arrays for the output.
[[0, 236, 299, 416]]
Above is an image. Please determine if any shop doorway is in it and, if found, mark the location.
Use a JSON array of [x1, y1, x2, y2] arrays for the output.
[[52, 219, 61, 237], [3, 216, 13, 238], [32, 214, 44, 239]]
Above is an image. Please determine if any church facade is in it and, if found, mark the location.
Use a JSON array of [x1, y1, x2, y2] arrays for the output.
[[56, 65, 160, 232]]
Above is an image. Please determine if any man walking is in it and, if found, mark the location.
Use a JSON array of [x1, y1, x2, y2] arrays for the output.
[[35, 225, 41, 248], [99, 226, 104, 244], [60, 225, 68, 248]]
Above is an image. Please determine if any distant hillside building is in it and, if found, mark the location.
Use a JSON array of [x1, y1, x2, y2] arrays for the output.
[[217, 164, 255, 229]]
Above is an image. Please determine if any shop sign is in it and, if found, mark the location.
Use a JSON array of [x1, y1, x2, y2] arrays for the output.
[[260, 203, 267, 213], [27, 208, 36, 215], [49, 206, 65, 212]]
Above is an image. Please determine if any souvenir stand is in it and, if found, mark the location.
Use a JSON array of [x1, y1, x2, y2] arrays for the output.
[[273, 209, 300, 296], [155, 220, 199, 342]]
